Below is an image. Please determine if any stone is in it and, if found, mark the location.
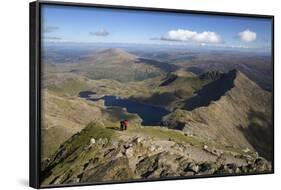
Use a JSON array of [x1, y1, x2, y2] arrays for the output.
[[136, 155, 159, 177], [96, 138, 109, 146], [97, 138, 104, 145], [134, 137, 143, 144], [184, 131, 193, 137], [198, 162, 218, 175], [124, 143, 133, 149], [103, 148, 116, 158], [103, 138, 109, 145], [242, 147, 250, 153], [116, 151, 124, 158], [149, 145, 156, 152], [203, 145, 208, 150], [125, 147, 134, 157], [90, 138, 96, 144], [235, 167, 241, 173], [255, 152, 259, 158], [254, 157, 271, 171], [186, 162, 200, 173]]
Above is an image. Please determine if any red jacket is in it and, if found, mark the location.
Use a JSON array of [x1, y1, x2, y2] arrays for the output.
[[124, 120, 128, 127]]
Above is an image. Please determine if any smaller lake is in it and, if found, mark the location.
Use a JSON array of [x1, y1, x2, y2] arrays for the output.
[[79, 91, 170, 126]]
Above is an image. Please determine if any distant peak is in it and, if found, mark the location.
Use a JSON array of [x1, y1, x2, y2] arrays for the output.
[[95, 48, 137, 60], [99, 48, 124, 53], [230, 69, 260, 88], [228, 69, 249, 80], [98, 48, 132, 55]]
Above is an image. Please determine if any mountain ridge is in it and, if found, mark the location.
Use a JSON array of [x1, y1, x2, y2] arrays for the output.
[[163, 69, 272, 159]]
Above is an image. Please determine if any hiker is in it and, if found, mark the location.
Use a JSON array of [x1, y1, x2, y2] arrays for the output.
[[120, 119, 129, 131], [120, 120, 125, 131], [124, 119, 128, 130]]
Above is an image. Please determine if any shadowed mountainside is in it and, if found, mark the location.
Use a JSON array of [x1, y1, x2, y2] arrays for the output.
[[239, 110, 273, 160], [163, 70, 272, 159], [184, 70, 236, 111], [136, 58, 179, 73]]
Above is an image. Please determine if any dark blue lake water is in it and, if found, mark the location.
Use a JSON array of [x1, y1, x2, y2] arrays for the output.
[[79, 91, 170, 125]]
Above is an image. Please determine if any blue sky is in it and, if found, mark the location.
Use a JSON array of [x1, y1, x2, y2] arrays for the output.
[[42, 4, 272, 51]]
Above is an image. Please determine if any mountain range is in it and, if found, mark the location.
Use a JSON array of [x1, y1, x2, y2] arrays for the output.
[[41, 47, 273, 185]]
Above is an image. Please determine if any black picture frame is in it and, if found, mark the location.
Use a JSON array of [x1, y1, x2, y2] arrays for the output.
[[30, 1, 274, 188]]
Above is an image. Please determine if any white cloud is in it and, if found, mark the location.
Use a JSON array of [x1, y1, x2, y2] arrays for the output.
[[89, 29, 109, 37], [161, 29, 223, 44], [238, 29, 256, 42]]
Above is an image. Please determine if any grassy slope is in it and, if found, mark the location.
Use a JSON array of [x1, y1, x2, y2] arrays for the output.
[[42, 122, 116, 185], [42, 89, 104, 158]]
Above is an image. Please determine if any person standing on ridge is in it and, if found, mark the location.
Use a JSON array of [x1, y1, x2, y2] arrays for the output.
[[124, 119, 128, 130], [120, 120, 125, 131]]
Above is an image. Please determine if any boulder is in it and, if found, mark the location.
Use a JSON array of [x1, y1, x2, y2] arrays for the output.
[[125, 147, 134, 158], [136, 154, 159, 178], [90, 138, 96, 144], [185, 162, 200, 173]]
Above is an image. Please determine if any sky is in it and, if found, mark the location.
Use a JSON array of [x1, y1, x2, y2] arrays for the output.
[[41, 4, 272, 51]]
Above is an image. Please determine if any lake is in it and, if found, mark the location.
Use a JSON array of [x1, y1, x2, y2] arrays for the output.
[[79, 91, 170, 125]]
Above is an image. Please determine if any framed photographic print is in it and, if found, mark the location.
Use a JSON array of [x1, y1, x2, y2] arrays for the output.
[[29, 1, 274, 188]]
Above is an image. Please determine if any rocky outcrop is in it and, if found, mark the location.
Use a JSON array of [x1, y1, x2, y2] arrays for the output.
[[41, 123, 272, 186], [199, 70, 222, 81]]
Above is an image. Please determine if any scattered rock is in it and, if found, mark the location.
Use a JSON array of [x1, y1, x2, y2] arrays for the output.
[[242, 148, 250, 153], [124, 143, 133, 149], [198, 162, 218, 175], [149, 145, 157, 152], [97, 138, 108, 146], [185, 162, 200, 173], [133, 137, 143, 144], [125, 147, 134, 157], [254, 157, 271, 171], [104, 148, 116, 158], [90, 138, 96, 144], [184, 131, 193, 137]]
